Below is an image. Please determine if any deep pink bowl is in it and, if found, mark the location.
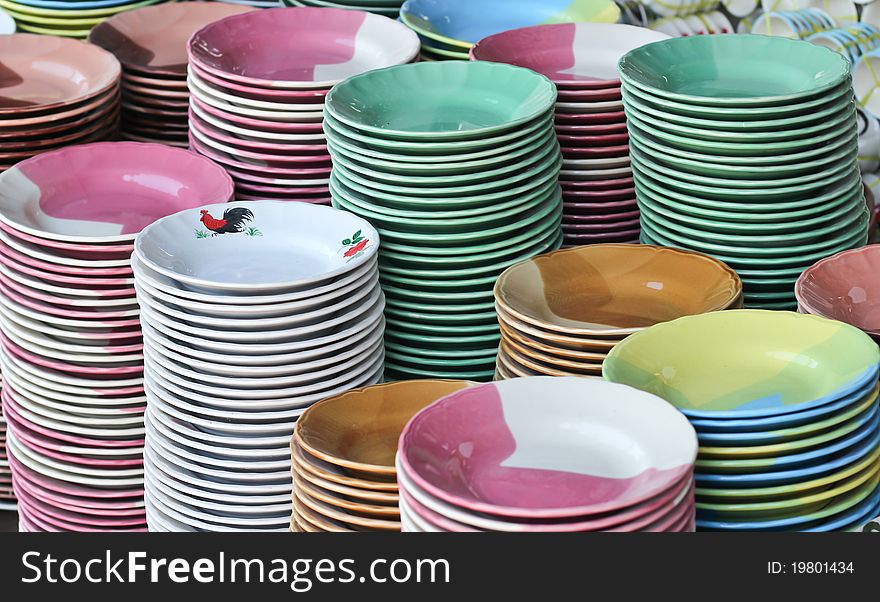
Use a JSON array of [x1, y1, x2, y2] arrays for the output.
[[0, 142, 233, 242], [796, 245, 880, 339], [188, 7, 419, 88], [471, 23, 669, 86]]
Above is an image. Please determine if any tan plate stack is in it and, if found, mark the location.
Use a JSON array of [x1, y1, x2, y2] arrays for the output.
[[290, 379, 472, 532], [493, 244, 743, 380]]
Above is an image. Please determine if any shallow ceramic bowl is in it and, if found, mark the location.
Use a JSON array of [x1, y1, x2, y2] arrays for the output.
[[0, 34, 120, 114], [495, 244, 741, 336], [295, 379, 473, 476], [471, 23, 668, 84], [618, 35, 850, 107], [324, 61, 556, 141], [0, 142, 234, 244], [796, 245, 880, 338], [88, 2, 256, 76], [398, 376, 697, 518], [134, 201, 379, 294], [603, 310, 880, 419], [188, 7, 419, 89], [400, 0, 620, 48]]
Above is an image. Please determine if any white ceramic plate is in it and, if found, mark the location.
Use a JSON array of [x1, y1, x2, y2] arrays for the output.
[[134, 201, 379, 294]]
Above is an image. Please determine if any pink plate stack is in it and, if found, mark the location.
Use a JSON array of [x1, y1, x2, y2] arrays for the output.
[[0, 142, 233, 532], [397, 377, 698, 532], [89, 2, 257, 148], [471, 23, 670, 247], [185, 7, 419, 202]]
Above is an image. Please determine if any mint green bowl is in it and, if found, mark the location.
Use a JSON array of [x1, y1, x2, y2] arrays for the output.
[[386, 296, 496, 314], [632, 155, 861, 201], [385, 316, 499, 336], [638, 201, 867, 248], [325, 61, 556, 141], [621, 82, 854, 129], [618, 35, 851, 107], [327, 136, 560, 186], [325, 129, 555, 175], [630, 147, 856, 191], [379, 221, 561, 268], [627, 121, 858, 167], [385, 305, 498, 326], [381, 281, 497, 304], [624, 101, 856, 143], [637, 193, 864, 235], [322, 111, 554, 155], [332, 165, 559, 210], [633, 169, 864, 213], [629, 131, 858, 180], [619, 78, 853, 119], [639, 215, 868, 263], [634, 181, 863, 225], [625, 112, 857, 156], [330, 177, 558, 233], [332, 150, 562, 197], [384, 339, 500, 360], [331, 172, 555, 219]]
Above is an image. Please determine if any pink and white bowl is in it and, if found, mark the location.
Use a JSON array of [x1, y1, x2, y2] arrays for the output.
[[397, 376, 697, 530], [472, 24, 671, 247], [0, 141, 233, 531], [186, 7, 418, 202]]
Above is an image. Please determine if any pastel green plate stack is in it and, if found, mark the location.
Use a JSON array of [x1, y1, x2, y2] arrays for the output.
[[618, 34, 867, 310], [324, 60, 562, 382], [604, 310, 880, 532], [0, 0, 164, 38]]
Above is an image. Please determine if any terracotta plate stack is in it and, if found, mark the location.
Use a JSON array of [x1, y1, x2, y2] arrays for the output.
[[291, 379, 471, 532], [0, 142, 233, 532], [89, 2, 257, 148], [186, 7, 419, 202], [493, 244, 742, 379], [0, 34, 121, 174]]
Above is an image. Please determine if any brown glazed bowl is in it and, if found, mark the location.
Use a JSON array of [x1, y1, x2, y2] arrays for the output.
[[494, 243, 742, 337], [89, 3, 257, 76], [796, 245, 880, 340], [294, 379, 474, 476], [0, 34, 120, 115]]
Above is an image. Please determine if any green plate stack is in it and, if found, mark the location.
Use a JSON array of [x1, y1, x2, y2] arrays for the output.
[[618, 35, 868, 310], [324, 61, 562, 382]]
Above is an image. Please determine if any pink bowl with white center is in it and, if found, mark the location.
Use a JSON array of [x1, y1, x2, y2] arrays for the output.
[[398, 376, 697, 519]]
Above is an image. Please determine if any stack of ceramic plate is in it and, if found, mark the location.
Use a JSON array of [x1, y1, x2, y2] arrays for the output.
[[0, 408, 12, 511], [0, 142, 233, 532], [281, 0, 403, 19], [604, 310, 880, 532], [795, 245, 880, 343], [324, 61, 562, 383], [400, 0, 621, 61], [133, 201, 385, 532], [492, 244, 742, 380], [185, 7, 418, 202], [472, 24, 670, 247], [750, 8, 836, 38], [619, 35, 867, 310], [0, 0, 165, 38], [0, 34, 121, 174], [290, 379, 471, 532], [397, 377, 698, 532], [89, 3, 256, 148]]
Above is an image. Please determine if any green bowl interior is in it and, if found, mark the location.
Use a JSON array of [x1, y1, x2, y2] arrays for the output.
[[325, 61, 556, 136], [618, 35, 850, 104]]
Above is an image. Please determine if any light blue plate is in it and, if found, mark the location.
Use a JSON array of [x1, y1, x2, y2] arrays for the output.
[[400, 0, 620, 46], [697, 394, 879, 444], [688, 377, 880, 433], [695, 415, 880, 487], [697, 483, 880, 531]]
